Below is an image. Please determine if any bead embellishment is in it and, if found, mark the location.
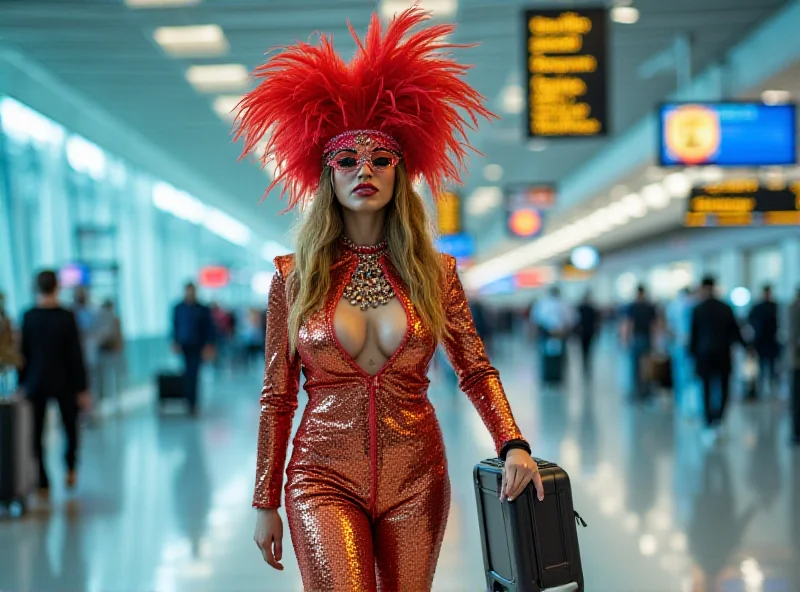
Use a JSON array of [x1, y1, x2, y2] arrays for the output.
[[339, 236, 395, 310]]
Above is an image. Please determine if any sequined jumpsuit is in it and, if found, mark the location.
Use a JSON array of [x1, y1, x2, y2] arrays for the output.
[[253, 245, 527, 592]]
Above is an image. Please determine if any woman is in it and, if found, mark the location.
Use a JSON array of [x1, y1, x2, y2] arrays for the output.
[[236, 8, 544, 591]]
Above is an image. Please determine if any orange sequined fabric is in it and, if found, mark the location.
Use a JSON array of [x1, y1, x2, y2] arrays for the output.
[[254, 245, 527, 591]]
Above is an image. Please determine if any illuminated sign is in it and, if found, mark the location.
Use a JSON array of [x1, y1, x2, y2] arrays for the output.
[[561, 264, 595, 281], [524, 8, 608, 138], [660, 103, 797, 167], [505, 184, 555, 238], [685, 179, 800, 227], [436, 232, 475, 267], [436, 191, 461, 236], [59, 264, 91, 288], [516, 266, 557, 288], [199, 266, 230, 288]]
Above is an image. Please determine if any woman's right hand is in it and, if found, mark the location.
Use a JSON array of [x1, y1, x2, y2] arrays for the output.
[[254, 508, 284, 570]]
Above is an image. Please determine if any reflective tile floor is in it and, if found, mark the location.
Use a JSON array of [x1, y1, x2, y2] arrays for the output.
[[1, 334, 798, 592]]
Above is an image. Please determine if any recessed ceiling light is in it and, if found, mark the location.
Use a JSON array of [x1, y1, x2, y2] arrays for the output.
[[186, 64, 249, 93], [126, 0, 200, 8], [761, 89, 792, 105], [621, 193, 646, 217], [663, 172, 692, 198], [527, 139, 548, 152], [642, 183, 669, 209], [380, 0, 457, 21], [611, 6, 639, 24], [466, 186, 503, 216], [483, 164, 504, 182], [213, 95, 242, 122], [154, 25, 229, 58], [501, 84, 523, 114]]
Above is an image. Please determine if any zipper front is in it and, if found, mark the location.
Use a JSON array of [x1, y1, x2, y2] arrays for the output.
[[368, 375, 378, 517]]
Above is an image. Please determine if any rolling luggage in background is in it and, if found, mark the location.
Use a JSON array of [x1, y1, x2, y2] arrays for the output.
[[651, 354, 673, 389], [474, 457, 586, 592], [157, 372, 185, 406], [540, 338, 564, 386], [0, 397, 36, 515]]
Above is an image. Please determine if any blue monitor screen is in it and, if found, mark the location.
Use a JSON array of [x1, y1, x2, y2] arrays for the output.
[[659, 103, 796, 167]]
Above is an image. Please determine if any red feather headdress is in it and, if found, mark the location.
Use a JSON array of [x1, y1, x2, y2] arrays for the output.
[[234, 6, 495, 211]]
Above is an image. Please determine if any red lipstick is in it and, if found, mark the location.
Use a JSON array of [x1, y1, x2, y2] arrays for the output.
[[353, 183, 378, 196]]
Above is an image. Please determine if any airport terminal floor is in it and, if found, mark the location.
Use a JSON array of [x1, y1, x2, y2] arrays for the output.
[[0, 333, 797, 592]]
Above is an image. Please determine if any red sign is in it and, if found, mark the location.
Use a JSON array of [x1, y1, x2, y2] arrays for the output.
[[515, 266, 556, 288], [199, 266, 230, 288]]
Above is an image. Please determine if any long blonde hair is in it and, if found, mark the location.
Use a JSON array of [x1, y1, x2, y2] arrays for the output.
[[286, 164, 446, 353]]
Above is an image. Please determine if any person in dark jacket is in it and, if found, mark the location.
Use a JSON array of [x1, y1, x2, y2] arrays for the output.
[[19, 270, 90, 496], [621, 285, 659, 401], [689, 276, 747, 443], [575, 291, 600, 379], [172, 282, 215, 415], [748, 284, 780, 398]]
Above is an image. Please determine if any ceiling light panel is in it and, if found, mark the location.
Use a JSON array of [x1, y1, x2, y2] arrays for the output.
[[213, 95, 242, 122], [126, 0, 200, 8], [186, 64, 249, 93], [611, 6, 639, 24], [154, 25, 229, 58], [380, 0, 457, 20]]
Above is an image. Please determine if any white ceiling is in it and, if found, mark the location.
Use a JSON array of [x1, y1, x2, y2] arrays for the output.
[[0, 0, 790, 250]]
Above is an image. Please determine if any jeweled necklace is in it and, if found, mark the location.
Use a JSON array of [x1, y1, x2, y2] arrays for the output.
[[339, 236, 395, 310]]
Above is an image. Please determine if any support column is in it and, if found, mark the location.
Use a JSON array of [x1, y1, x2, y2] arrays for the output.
[[779, 236, 800, 303], [718, 248, 744, 299]]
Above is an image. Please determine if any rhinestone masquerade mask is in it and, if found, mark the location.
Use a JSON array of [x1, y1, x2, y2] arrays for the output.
[[323, 130, 402, 172]]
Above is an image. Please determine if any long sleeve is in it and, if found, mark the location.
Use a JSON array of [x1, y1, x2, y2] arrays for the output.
[[253, 266, 301, 509], [440, 255, 527, 456]]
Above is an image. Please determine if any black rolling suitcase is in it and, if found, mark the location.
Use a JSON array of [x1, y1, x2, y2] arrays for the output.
[[540, 338, 565, 385], [474, 457, 586, 592], [0, 397, 36, 516], [157, 372, 185, 405]]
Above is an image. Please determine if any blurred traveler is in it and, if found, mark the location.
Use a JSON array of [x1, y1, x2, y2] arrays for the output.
[[242, 307, 266, 371], [469, 300, 493, 359], [666, 287, 698, 417], [748, 285, 780, 398], [210, 302, 235, 372], [531, 286, 575, 386], [172, 282, 215, 416], [788, 288, 800, 445], [96, 299, 125, 407], [690, 276, 747, 445], [621, 285, 658, 402], [575, 291, 600, 379], [19, 271, 90, 496], [0, 291, 23, 391], [72, 286, 100, 387]]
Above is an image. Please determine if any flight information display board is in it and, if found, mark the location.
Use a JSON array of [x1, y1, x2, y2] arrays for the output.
[[505, 184, 555, 238], [660, 103, 797, 166], [685, 179, 800, 227], [524, 8, 609, 138]]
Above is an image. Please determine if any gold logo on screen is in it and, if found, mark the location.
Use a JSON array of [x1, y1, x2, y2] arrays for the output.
[[665, 105, 721, 165]]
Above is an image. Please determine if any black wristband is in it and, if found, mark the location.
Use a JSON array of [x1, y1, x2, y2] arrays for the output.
[[499, 439, 531, 461]]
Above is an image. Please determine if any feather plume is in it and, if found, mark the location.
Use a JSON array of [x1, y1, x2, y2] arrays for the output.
[[234, 6, 496, 211]]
